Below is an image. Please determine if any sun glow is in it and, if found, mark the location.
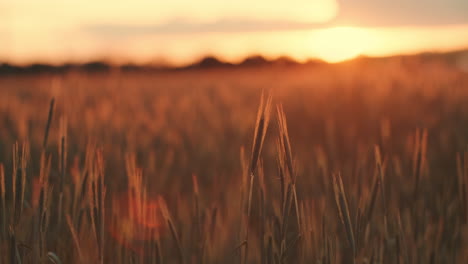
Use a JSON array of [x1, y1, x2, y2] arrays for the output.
[[309, 27, 375, 62]]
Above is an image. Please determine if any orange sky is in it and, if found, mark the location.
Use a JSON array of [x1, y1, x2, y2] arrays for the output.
[[1, 0, 468, 65]]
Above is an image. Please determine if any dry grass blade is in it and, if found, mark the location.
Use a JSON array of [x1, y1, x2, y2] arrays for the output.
[[9, 227, 20, 264], [19, 143, 28, 223], [458, 150, 468, 223], [93, 149, 106, 264], [276, 105, 294, 182], [354, 200, 363, 250], [361, 167, 380, 237], [332, 172, 356, 258], [158, 196, 184, 264], [156, 239, 163, 264], [276, 154, 286, 207], [249, 92, 272, 174], [168, 220, 184, 264], [66, 214, 83, 262], [374, 145, 387, 219], [47, 252, 62, 264], [60, 137, 66, 192], [59, 116, 67, 193], [234, 240, 247, 252], [413, 129, 427, 199], [463, 151, 468, 223], [1, 164, 5, 236], [281, 183, 293, 238], [277, 104, 301, 230], [43, 98, 55, 149], [456, 153, 466, 222], [243, 92, 272, 264], [11, 143, 18, 226], [396, 211, 409, 264], [243, 172, 255, 264], [282, 234, 301, 262], [11, 143, 29, 226]]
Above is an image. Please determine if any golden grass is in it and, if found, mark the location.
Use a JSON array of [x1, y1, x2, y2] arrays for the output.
[[0, 59, 467, 263]]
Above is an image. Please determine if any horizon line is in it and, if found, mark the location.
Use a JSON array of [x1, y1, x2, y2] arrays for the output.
[[1, 46, 467, 70]]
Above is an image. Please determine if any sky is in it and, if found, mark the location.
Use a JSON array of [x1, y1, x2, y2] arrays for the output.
[[1, 0, 468, 65]]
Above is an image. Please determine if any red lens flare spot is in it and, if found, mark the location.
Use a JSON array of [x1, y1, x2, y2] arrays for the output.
[[108, 191, 166, 254]]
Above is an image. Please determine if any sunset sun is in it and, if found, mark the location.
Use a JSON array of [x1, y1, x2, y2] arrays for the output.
[[309, 26, 374, 62]]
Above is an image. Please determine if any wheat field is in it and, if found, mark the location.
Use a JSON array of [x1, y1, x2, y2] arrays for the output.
[[1, 56, 468, 263]]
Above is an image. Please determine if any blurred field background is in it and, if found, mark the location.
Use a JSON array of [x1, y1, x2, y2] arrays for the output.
[[0, 53, 468, 263]]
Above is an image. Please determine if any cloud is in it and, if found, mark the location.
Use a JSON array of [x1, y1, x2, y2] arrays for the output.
[[333, 0, 468, 26], [82, 0, 468, 37], [1, 0, 337, 25], [84, 19, 325, 36]]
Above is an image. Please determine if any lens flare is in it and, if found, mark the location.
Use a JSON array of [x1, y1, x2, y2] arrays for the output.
[[108, 191, 165, 254]]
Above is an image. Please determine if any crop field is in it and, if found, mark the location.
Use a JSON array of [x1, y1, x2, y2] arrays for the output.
[[0, 56, 468, 263]]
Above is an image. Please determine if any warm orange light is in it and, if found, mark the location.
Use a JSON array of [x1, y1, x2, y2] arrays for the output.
[[1, 1, 468, 64], [307, 26, 375, 62]]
